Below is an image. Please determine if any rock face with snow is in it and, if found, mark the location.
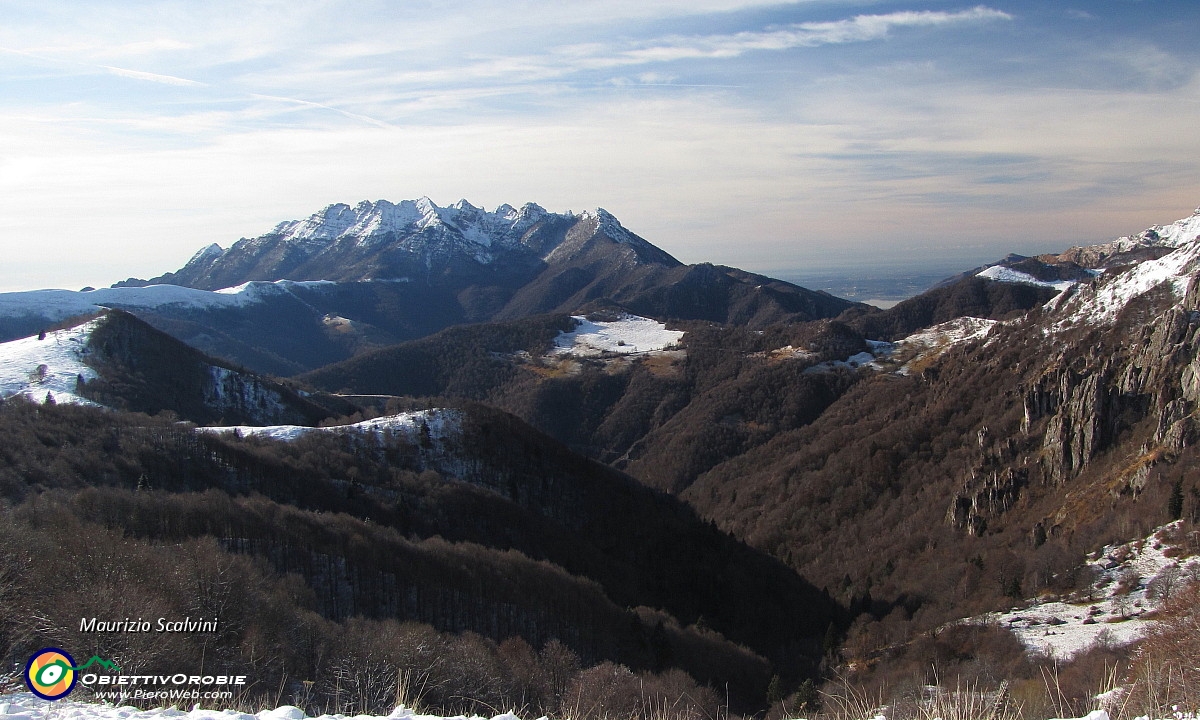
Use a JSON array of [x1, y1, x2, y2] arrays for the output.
[[1044, 206, 1200, 267]]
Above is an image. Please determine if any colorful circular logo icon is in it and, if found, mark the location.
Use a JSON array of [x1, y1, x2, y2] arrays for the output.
[[24, 648, 78, 700]]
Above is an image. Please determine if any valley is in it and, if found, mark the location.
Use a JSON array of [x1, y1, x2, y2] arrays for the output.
[[3, 199, 1200, 719]]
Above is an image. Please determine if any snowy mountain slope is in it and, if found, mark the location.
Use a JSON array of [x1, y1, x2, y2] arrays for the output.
[[251, 197, 552, 265], [1045, 236, 1200, 330], [1043, 207, 1200, 269], [1090, 206, 1200, 256], [0, 311, 346, 425], [883, 316, 1000, 374], [66, 198, 859, 375], [934, 206, 1200, 335], [976, 265, 1088, 292], [976, 522, 1199, 660], [0, 319, 103, 405], [137, 198, 681, 292], [0, 281, 328, 340]]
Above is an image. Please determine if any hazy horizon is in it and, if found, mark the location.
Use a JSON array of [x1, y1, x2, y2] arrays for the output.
[[3, 1, 1199, 293]]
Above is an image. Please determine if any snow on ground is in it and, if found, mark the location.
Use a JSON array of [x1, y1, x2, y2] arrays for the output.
[[0, 319, 103, 405], [793, 324, 996, 376], [0, 693, 521, 720], [1046, 241, 1200, 330], [975, 522, 1199, 660], [1115, 206, 1200, 251], [873, 317, 1000, 375], [976, 265, 1081, 292], [197, 409, 462, 444], [802, 351, 883, 375], [0, 281, 334, 329], [550, 315, 683, 357], [901, 317, 999, 351], [0, 692, 1133, 720]]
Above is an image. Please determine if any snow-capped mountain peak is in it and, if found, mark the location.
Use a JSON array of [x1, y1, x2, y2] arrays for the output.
[[258, 198, 557, 259], [1115, 205, 1200, 251], [1041, 207, 1200, 331], [186, 242, 224, 266], [125, 196, 685, 293], [579, 207, 638, 245]]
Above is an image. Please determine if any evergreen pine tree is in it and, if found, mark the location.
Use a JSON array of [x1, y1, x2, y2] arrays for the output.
[[1169, 479, 1184, 521]]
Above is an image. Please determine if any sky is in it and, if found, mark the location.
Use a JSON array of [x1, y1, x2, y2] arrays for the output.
[[1, 0, 1199, 293]]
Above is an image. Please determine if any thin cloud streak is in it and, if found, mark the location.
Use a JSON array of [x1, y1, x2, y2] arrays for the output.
[[247, 93, 398, 129], [292, 7, 1014, 89], [101, 65, 207, 87], [608, 6, 1013, 64]]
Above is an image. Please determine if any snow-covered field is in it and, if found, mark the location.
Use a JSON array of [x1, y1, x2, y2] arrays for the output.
[[551, 315, 683, 357], [976, 522, 1198, 660], [976, 265, 1083, 292], [0, 319, 102, 405], [900, 316, 999, 352]]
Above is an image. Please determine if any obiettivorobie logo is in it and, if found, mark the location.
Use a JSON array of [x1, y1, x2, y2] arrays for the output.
[[24, 647, 248, 703], [24, 648, 122, 700]]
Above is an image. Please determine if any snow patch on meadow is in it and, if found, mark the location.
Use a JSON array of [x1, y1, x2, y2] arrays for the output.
[[551, 315, 683, 357]]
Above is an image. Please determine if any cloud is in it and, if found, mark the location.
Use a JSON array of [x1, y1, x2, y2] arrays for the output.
[[101, 65, 206, 86], [248, 93, 396, 129], [2, 1, 1199, 293], [599, 6, 1013, 65], [301, 5, 1013, 111]]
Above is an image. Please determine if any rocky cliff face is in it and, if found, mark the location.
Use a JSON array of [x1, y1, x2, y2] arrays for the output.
[[663, 206, 1200, 640], [946, 256, 1200, 534]]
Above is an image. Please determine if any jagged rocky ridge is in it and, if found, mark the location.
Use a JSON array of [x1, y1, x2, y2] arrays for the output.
[[138, 199, 679, 290]]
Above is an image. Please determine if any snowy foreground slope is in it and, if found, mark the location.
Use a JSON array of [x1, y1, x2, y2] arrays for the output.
[[971, 522, 1199, 659], [0, 695, 520, 720], [0, 692, 1117, 720]]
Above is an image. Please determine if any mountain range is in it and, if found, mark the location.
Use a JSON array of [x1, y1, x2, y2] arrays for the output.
[[95, 198, 855, 374], [3, 200, 1200, 716]]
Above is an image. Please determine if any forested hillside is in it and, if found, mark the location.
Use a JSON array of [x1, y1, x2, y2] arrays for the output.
[[0, 397, 835, 714]]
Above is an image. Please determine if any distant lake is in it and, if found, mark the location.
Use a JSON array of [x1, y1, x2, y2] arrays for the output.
[[774, 264, 970, 309]]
